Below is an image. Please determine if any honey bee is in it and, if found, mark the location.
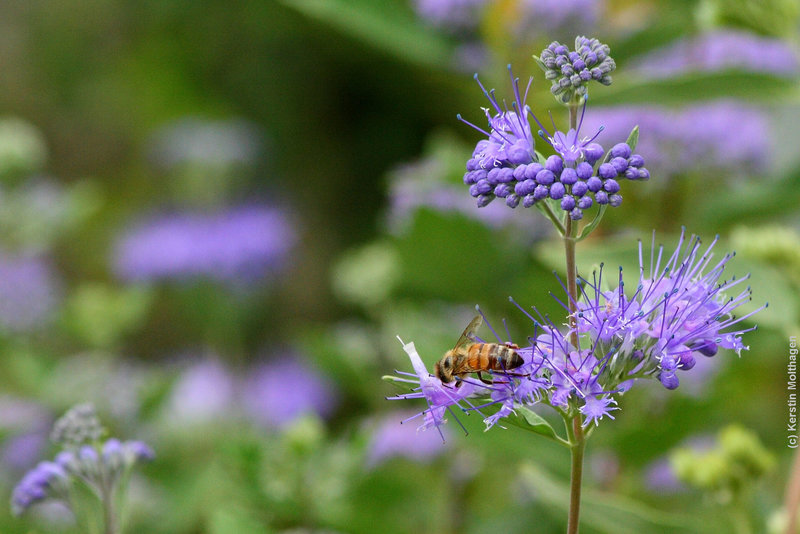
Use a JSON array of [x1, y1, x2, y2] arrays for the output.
[[434, 315, 524, 386]]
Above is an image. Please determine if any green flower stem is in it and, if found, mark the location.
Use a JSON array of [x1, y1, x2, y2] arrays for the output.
[[567, 415, 586, 534], [564, 102, 585, 534]]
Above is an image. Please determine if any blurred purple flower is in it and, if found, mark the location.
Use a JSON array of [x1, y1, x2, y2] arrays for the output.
[[2, 433, 48, 472], [412, 0, 487, 31], [518, 0, 603, 41], [0, 252, 60, 332], [147, 117, 263, 169], [366, 411, 450, 467], [167, 358, 236, 423], [386, 163, 550, 237], [630, 30, 799, 78], [644, 457, 684, 493], [583, 101, 771, 178], [413, 0, 602, 37], [113, 205, 294, 284], [241, 356, 338, 429]]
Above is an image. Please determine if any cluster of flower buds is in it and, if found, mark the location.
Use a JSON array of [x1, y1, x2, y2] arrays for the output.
[[535, 36, 616, 103], [49, 403, 104, 448], [464, 136, 648, 219], [11, 404, 154, 517], [460, 39, 647, 220]]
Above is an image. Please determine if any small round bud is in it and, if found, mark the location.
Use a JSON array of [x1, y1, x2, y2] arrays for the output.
[[487, 167, 502, 184], [595, 191, 609, 204], [505, 194, 520, 208], [586, 176, 603, 192], [678, 352, 696, 370], [583, 143, 604, 164], [494, 184, 512, 197], [609, 142, 631, 159], [477, 194, 494, 207], [512, 164, 527, 181], [610, 157, 628, 174], [497, 167, 514, 183], [533, 184, 549, 200], [545, 155, 564, 175], [536, 169, 555, 185], [638, 168, 650, 180], [603, 179, 620, 193], [515, 179, 536, 196], [463, 171, 477, 185], [524, 163, 543, 180], [569, 208, 583, 220], [560, 167, 578, 185], [598, 163, 617, 179], [522, 194, 536, 208], [628, 154, 645, 168], [577, 196, 593, 209], [476, 179, 493, 194], [561, 195, 576, 211], [549, 181, 566, 199], [576, 161, 594, 180], [572, 181, 589, 197], [609, 194, 623, 207], [659, 371, 679, 390], [624, 167, 640, 180]]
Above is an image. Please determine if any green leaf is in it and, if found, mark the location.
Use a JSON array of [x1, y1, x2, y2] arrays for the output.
[[505, 406, 560, 442], [278, 0, 453, 69], [518, 463, 711, 534], [576, 204, 607, 242], [625, 125, 639, 152]]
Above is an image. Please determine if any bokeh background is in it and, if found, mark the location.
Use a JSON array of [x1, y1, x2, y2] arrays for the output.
[[0, 0, 798, 532]]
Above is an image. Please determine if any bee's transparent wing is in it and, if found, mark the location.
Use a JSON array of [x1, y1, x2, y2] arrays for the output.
[[452, 315, 482, 351]]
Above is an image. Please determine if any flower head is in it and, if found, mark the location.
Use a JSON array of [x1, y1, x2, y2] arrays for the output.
[[460, 63, 648, 220], [241, 355, 339, 429], [535, 36, 616, 104], [576, 229, 765, 390], [365, 411, 450, 467], [11, 404, 154, 517], [113, 205, 294, 285], [50, 403, 104, 449], [630, 30, 799, 79]]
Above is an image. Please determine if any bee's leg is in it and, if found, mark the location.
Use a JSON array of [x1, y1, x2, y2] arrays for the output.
[[454, 378, 463, 389], [477, 372, 494, 385]]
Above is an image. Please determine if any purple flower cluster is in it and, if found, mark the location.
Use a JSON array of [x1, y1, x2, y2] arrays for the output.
[[536, 36, 616, 103], [113, 205, 294, 285], [629, 30, 800, 79], [165, 353, 339, 429], [460, 67, 648, 219], [366, 411, 450, 467], [582, 102, 771, 178], [241, 356, 339, 429], [12, 439, 154, 515], [412, 0, 602, 39], [576, 229, 764, 390], [0, 251, 60, 333], [412, 0, 487, 31], [388, 230, 762, 434]]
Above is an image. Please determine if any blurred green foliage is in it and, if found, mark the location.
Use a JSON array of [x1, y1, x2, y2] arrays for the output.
[[0, 0, 797, 533]]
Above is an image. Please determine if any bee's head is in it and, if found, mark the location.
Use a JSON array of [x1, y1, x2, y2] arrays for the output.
[[435, 352, 454, 383]]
